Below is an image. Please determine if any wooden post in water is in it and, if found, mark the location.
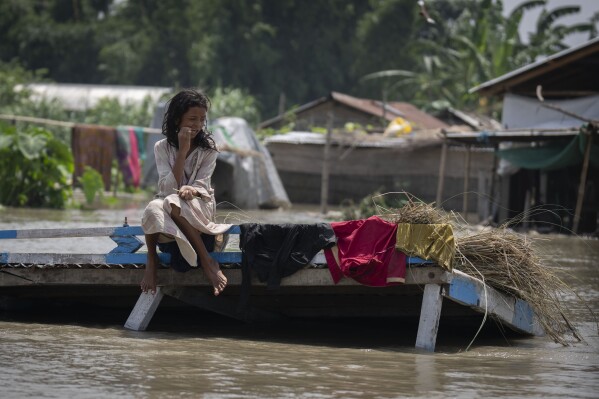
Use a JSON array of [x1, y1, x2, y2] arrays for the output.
[[415, 284, 443, 352], [436, 139, 448, 208], [320, 108, 334, 215], [462, 145, 472, 220], [573, 125, 595, 234]]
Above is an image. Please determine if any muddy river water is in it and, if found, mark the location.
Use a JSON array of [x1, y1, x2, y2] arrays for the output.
[[0, 205, 597, 398]]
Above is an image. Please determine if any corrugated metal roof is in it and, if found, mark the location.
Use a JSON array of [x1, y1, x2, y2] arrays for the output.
[[469, 36, 599, 96], [18, 83, 172, 111], [259, 91, 448, 130], [445, 128, 580, 145]]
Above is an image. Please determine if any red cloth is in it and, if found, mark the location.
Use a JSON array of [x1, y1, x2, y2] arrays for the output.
[[116, 127, 141, 188], [325, 216, 406, 286]]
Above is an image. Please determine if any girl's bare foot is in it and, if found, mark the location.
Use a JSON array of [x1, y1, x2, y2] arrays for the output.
[[140, 254, 158, 295], [202, 257, 227, 296]]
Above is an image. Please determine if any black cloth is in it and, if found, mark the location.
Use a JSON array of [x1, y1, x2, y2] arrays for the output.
[[157, 234, 215, 273], [238, 223, 336, 311]]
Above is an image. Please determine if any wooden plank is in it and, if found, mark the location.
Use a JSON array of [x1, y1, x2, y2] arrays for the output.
[[0, 266, 449, 287], [0, 225, 241, 240], [415, 284, 443, 352], [1, 252, 242, 265], [124, 287, 164, 331], [0, 226, 143, 239], [1, 250, 431, 267], [443, 271, 543, 336]]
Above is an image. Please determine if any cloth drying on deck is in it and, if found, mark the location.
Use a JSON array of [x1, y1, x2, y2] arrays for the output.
[[324, 216, 406, 286], [238, 223, 336, 310], [395, 223, 455, 270], [72, 124, 116, 190], [116, 126, 141, 188]]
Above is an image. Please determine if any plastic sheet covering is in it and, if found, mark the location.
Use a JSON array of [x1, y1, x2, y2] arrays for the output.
[[497, 131, 599, 171], [502, 94, 599, 130]]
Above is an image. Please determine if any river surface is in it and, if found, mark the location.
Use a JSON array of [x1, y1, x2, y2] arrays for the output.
[[0, 205, 597, 398]]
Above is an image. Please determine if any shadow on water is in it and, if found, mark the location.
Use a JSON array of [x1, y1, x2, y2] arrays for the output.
[[0, 301, 529, 354]]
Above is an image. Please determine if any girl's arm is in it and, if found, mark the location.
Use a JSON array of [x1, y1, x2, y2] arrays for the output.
[[155, 140, 178, 194], [180, 149, 218, 200]]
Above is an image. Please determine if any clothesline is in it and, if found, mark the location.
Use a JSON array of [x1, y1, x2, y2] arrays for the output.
[[0, 114, 162, 134]]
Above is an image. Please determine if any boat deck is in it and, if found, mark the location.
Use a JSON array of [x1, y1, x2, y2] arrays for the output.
[[0, 224, 544, 351]]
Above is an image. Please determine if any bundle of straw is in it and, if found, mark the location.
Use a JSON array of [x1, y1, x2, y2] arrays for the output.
[[386, 198, 451, 225], [453, 228, 580, 345], [376, 193, 580, 345]]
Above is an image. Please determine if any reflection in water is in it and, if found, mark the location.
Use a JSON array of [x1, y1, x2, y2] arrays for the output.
[[0, 205, 598, 398]]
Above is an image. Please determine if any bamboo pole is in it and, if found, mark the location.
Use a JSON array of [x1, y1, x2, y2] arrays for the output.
[[462, 145, 472, 220], [0, 114, 161, 134], [487, 144, 498, 221], [435, 139, 448, 208], [320, 108, 334, 215], [573, 126, 595, 233]]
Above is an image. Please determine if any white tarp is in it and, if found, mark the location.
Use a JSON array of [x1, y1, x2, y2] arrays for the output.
[[211, 117, 290, 209], [502, 93, 599, 129], [142, 105, 289, 209]]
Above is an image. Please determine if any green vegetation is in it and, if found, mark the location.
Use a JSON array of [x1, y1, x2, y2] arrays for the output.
[[2, 0, 595, 120], [78, 166, 105, 206], [0, 0, 597, 209], [340, 190, 409, 221], [0, 122, 73, 208]]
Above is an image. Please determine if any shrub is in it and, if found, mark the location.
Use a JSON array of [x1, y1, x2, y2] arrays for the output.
[[0, 122, 73, 208]]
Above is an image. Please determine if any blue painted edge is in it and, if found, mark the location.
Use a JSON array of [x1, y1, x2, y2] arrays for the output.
[[512, 298, 535, 333], [113, 226, 145, 236], [109, 235, 144, 254], [406, 257, 432, 265], [0, 252, 8, 263], [446, 275, 480, 307], [105, 251, 242, 265], [0, 230, 17, 239]]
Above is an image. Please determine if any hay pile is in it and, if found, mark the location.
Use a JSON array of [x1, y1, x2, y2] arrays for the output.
[[454, 227, 580, 345], [380, 196, 580, 345]]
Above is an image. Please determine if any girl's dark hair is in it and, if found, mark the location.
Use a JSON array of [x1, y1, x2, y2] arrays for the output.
[[162, 88, 217, 151]]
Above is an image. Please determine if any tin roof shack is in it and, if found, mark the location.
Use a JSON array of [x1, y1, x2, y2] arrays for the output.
[[456, 37, 599, 234], [262, 92, 496, 214], [259, 91, 449, 132]]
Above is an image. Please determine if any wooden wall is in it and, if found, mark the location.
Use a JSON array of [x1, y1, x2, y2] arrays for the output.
[[266, 141, 495, 213]]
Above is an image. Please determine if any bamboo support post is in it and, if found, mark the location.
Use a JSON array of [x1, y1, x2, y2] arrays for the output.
[[320, 108, 334, 215], [462, 145, 472, 219], [436, 140, 448, 208], [573, 126, 595, 233]]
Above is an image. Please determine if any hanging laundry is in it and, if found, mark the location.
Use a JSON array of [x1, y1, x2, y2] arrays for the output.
[[324, 216, 406, 286], [395, 223, 455, 271], [72, 124, 116, 190], [116, 126, 141, 188], [133, 126, 146, 161]]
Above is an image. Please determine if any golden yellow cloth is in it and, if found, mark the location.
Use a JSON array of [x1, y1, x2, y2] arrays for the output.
[[395, 223, 455, 270]]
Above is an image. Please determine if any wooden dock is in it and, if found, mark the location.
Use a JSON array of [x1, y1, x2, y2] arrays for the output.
[[0, 225, 544, 351]]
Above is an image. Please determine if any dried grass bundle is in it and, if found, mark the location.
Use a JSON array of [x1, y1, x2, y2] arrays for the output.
[[370, 192, 581, 345], [454, 227, 580, 345], [383, 196, 452, 225]]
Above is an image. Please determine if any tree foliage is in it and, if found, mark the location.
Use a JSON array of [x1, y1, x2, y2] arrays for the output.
[[1, 0, 597, 120]]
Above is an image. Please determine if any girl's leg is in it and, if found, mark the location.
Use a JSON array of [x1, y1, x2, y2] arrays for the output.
[[170, 205, 227, 296], [141, 233, 160, 294]]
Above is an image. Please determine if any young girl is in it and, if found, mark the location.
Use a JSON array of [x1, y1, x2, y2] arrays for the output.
[[140, 89, 231, 296]]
